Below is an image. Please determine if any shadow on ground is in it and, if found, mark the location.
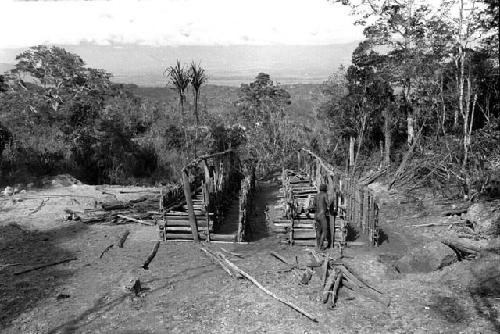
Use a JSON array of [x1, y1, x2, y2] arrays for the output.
[[247, 181, 279, 242], [0, 222, 87, 329]]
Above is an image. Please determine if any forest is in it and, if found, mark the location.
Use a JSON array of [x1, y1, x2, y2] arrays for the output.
[[0, 0, 498, 202]]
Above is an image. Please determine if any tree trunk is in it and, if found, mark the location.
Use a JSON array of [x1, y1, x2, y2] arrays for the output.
[[193, 90, 200, 157], [456, 0, 465, 129], [194, 91, 200, 126], [180, 96, 189, 155], [407, 113, 414, 147], [349, 136, 355, 170], [382, 106, 391, 166]]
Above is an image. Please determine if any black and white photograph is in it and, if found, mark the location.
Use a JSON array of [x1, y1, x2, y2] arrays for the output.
[[0, 0, 498, 333]]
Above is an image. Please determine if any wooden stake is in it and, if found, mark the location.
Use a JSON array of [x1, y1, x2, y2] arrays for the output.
[[270, 251, 292, 265], [117, 230, 130, 248], [99, 244, 113, 259], [182, 169, 199, 242], [142, 241, 160, 270]]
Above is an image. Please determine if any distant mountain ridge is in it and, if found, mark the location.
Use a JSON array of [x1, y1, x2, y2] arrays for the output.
[[0, 63, 14, 74], [0, 43, 360, 86]]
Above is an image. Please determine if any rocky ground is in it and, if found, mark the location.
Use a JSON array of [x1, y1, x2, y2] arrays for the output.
[[0, 177, 499, 333]]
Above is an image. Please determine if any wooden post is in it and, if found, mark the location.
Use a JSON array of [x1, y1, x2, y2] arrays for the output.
[[349, 136, 355, 170], [315, 160, 321, 188], [182, 168, 199, 242], [363, 190, 370, 232]]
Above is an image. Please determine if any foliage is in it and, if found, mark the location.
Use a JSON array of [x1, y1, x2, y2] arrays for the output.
[[0, 46, 166, 184], [235, 73, 295, 174], [322, 0, 500, 197]]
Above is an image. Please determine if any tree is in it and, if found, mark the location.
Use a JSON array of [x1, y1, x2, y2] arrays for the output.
[[320, 44, 394, 172], [235, 73, 292, 173], [165, 60, 191, 153], [189, 61, 207, 126]]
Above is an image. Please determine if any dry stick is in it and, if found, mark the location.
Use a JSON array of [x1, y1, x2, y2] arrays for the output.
[[142, 241, 160, 270], [0, 263, 21, 269], [219, 253, 318, 323], [270, 251, 292, 265], [200, 247, 236, 278], [99, 244, 114, 259], [341, 279, 389, 307], [214, 252, 243, 279], [337, 265, 383, 295], [14, 257, 77, 275], [29, 198, 49, 215], [117, 230, 130, 248], [220, 247, 244, 258], [117, 215, 154, 226], [327, 270, 343, 310]]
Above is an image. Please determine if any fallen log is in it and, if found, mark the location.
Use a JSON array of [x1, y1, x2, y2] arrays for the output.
[[408, 221, 465, 228], [322, 270, 337, 303], [119, 190, 161, 194], [142, 241, 160, 270], [441, 238, 480, 255], [14, 257, 77, 275], [99, 244, 114, 259], [102, 202, 129, 211], [220, 254, 318, 322], [327, 270, 343, 310], [117, 215, 155, 226], [128, 196, 149, 204], [321, 254, 330, 288], [116, 230, 130, 248]]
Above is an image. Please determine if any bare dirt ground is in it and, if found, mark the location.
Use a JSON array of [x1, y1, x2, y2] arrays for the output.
[[1, 177, 499, 333]]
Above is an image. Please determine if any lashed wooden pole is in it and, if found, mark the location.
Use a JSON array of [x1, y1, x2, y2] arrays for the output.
[[182, 168, 199, 242]]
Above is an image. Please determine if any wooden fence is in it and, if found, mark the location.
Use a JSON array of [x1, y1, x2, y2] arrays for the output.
[[297, 148, 380, 246], [159, 150, 243, 242]]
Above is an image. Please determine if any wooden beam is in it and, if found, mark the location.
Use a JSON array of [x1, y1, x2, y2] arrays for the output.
[[182, 169, 199, 242]]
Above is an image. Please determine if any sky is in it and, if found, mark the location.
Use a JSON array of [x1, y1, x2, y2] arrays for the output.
[[0, 0, 364, 48]]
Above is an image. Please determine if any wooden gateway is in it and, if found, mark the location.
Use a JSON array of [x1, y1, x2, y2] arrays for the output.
[[158, 150, 255, 243]]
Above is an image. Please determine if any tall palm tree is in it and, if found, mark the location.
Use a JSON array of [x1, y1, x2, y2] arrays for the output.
[[188, 61, 207, 127], [165, 60, 190, 151]]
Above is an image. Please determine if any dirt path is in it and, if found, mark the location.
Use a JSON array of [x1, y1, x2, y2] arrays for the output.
[[1, 181, 499, 333]]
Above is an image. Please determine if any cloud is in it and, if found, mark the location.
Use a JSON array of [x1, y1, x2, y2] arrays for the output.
[[0, 0, 364, 48]]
